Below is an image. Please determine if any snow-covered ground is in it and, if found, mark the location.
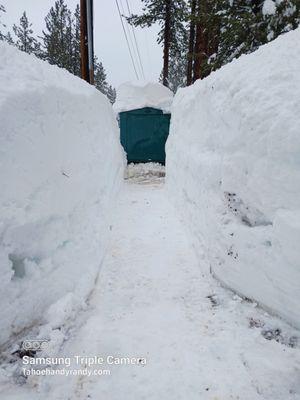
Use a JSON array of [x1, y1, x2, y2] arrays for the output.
[[0, 42, 124, 350], [166, 27, 300, 329], [0, 167, 299, 399]]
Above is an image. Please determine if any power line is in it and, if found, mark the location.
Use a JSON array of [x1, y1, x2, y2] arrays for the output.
[[125, 0, 145, 80], [115, 0, 139, 80], [119, 0, 143, 79]]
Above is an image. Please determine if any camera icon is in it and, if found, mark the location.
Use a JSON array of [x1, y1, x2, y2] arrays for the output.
[[22, 339, 49, 351]]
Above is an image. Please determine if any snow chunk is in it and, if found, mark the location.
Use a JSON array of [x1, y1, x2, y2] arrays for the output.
[[166, 28, 300, 329], [263, 0, 277, 16], [114, 81, 173, 114]]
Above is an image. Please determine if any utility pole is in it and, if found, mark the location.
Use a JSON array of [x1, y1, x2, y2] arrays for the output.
[[80, 0, 94, 84]]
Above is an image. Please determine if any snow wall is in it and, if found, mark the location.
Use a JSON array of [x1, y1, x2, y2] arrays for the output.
[[0, 43, 125, 346], [166, 28, 300, 329]]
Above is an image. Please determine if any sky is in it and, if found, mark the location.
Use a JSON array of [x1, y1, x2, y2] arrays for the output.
[[1, 0, 163, 88]]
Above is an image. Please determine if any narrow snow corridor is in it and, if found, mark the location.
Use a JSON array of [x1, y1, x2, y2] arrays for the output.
[[0, 15, 299, 400], [3, 167, 299, 400], [38, 167, 299, 400]]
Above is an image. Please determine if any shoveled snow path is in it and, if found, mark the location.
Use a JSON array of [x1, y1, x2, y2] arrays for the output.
[[3, 175, 299, 399], [44, 176, 299, 400]]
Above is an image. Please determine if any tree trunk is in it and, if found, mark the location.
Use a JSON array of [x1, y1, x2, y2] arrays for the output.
[[186, 0, 196, 86], [162, 0, 171, 87], [193, 0, 206, 82]]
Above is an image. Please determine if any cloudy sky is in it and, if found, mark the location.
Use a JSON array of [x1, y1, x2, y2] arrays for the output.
[[1, 0, 162, 88]]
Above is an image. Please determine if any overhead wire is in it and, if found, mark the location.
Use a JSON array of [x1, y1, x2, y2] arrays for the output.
[[119, 0, 143, 79], [125, 0, 146, 80], [115, 0, 139, 80]]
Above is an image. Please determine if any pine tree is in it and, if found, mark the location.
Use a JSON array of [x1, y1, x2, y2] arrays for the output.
[[0, 4, 6, 41], [64, 11, 74, 72], [106, 85, 117, 104], [167, 26, 188, 92], [186, 0, 196, 85], [162, 0, 171, 86], [33, 40, 43, 59], [72, 4, 81, 77], [4, 31, 14, 45], [41, 0, 73, 71], [93, 56, 116, 103], [193, 0, 206, 81], [189, 0, 300, 81], [128, 0, 187, 87], [13, 11, 39, 54], [40, 1, 114, 96], [94, 56, 108, 93], [0, 1, 115, 98], [167, 50, 187, 92], [191, 0, 222, 81], [213, 0, 264, 70], [215, 0, 300, 70], [264, 0, 300, 41]]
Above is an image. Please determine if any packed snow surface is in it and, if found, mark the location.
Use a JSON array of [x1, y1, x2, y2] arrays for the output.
[[166, 28, 300, 328], [0, 166, 299, 399], [113, 81, 173, 114], [0, 43, 124, 348]]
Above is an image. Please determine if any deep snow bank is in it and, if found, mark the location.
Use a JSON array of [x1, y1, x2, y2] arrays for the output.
[[114, 81, 173, 114], [166, 28, 300, 328], [0, 43, 124, 346]]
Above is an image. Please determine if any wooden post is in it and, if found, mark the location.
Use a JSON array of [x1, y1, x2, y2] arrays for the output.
[[80, 0, 89, 83], [86, 0, 94, 84]]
